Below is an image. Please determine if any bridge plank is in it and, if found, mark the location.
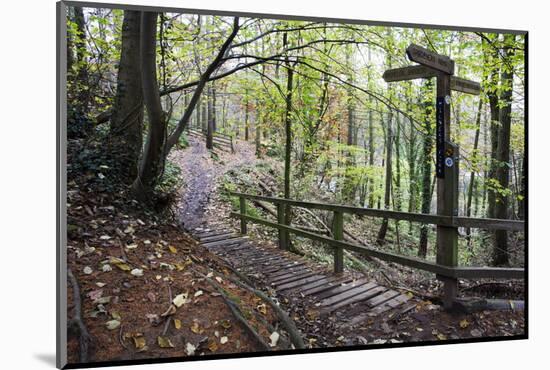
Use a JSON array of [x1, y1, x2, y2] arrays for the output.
[[277, 275, 326, 291], [315, 278, 371, 300], [202, 236, 248, 248], [365, 290, 401, 307], [321, 286, 388, 315], [319, 282, 378, 307], [300, 276, 354, 296], [271, 271, 315, 285]]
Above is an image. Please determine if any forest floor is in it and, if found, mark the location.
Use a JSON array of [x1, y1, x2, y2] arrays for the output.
[[66, 137, 289, 365]]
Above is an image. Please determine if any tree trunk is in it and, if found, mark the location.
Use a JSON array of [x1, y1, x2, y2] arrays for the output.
[[283, 33, 294, 233], [368, 104, 375, 208], [493, 34, 516, 266], [486, 35, 501, 219], [255, 98, 262, 157], [465, 98, 483, 242], [206, 84, 214, 149], [110, 10, 143, 181], [131, 12, 166, 199], [244, 89, 250, 141]]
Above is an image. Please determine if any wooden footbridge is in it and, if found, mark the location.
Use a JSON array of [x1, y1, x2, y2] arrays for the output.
[[188, 221, 413, 322]]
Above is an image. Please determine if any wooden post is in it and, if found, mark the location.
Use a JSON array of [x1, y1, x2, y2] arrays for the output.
[[277, 202, 288, 250], [435, 73, 459, 309], [239, 196, 247, 234], [332, 210, 344, 273]]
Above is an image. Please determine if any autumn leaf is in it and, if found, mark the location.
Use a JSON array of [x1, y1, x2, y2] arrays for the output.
[[106, 320, 120, 330], [157, 336, 175, 348], [256, 303, 267, 315], [185, 342, 196, 355], [190, 321, 204, 334], [220, 336, 228, 344], [459, 319, 470, 329], [133, 335, 146, 350], [130, 268, 144, 277], [269, 332, 280, 347], [109, 257, 131, 271], [168, 245, 178, 254], [207, 339, 218, 352], [173, 293, 189, 308], [174, 319, 182, 330]]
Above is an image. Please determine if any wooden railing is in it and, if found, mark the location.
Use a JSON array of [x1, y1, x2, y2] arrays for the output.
[[186, 127, 234, 152], [229, 192, 524, 280]]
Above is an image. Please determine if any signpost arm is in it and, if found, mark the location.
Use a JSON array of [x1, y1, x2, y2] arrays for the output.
[[435, 73, 459, 309]]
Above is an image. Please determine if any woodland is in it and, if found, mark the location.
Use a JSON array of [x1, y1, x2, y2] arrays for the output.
[[65, 6, 525, 364]]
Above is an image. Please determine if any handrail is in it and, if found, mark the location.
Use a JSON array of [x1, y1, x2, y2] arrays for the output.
[[229, 192, 524, 232], [229, 211, 524, 280]]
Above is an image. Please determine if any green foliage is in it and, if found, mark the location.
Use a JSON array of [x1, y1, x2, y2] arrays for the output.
[[157, 160, 183, 194]]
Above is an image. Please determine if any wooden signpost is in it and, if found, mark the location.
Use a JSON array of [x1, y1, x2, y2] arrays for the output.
[[383, 44, 480, 309]]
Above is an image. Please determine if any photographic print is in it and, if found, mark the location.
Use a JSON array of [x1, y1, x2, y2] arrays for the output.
[[58, 1, 526, 367]]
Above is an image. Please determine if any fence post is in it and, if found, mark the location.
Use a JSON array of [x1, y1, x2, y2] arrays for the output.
[[332, 210, 344, 273], [276, 202, 287, 250], [239, 196, 247, 234]]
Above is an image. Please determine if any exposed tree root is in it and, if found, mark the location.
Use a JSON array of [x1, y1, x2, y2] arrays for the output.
[[195, 270, 271, 351], [221, 271, 306, 349], [67, 268, 93, 363]]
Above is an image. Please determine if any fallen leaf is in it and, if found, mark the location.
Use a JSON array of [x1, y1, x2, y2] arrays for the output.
[[191, 321, 204, 334], [124, 226, 135, 234], [437, 333, 447, 341], [257, 303, 267, 315], [96, 296, 111, 304], [470, 329, 482, 337], [111, 311, 121, 320], [220, 336, 228, 345], [83, 266, 93, 275], [174, 319, 181, 330], [194, 290, 203, 298], [185, 342, 196, 355], [173, 293, 189, 308], [102, 264, 112, 272], [133, 336, 146, 350], [96, 282, 106, 288], [168, 245, 178, 254], [459, 319, 470, 329], [109, 257, 131, 271], [130, 268, 144, 277], [207, 339, 218, 352], [106, 320, 120, 330], [87, 289, 103, 301], [220, 320, 231, 329], [215, 276, 223, 284], [99, 235, 111, 240], [157, 336, 175, 348], [126, 244, 138, 250], [269, 332, 279, 347]]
